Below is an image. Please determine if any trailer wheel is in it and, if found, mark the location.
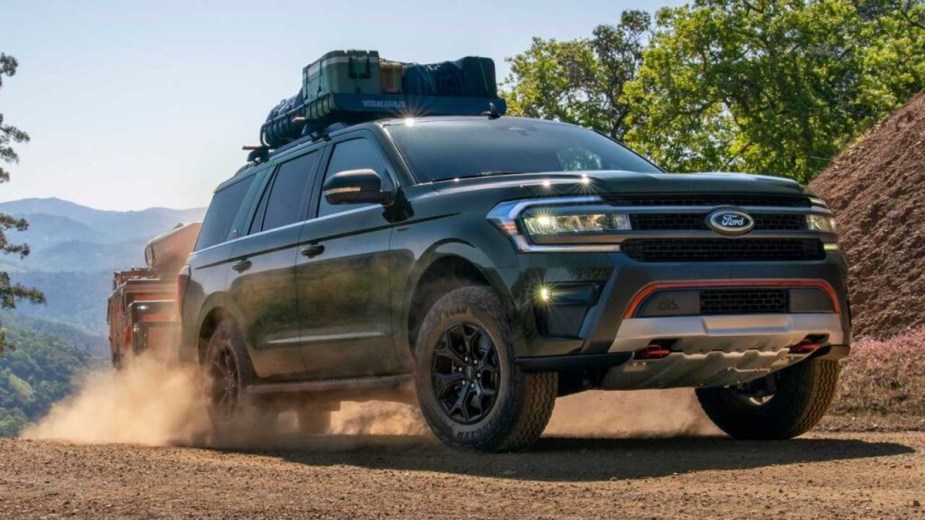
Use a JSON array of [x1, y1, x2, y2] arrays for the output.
[[204, 320, 257, 430]]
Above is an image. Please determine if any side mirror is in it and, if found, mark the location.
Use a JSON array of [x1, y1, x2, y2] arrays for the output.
[[322, 169, 393, 206]]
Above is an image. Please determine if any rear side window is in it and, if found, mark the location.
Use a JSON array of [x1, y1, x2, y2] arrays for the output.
[[259, 152, 320, 231], [196, 176, 254, 250]]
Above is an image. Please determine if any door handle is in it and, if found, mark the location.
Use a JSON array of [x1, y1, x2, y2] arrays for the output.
[[231, 259, 252, 273], [300, 244, 325, 258]]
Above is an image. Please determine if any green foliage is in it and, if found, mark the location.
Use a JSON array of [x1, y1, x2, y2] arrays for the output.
[[503, 1, 925, 182], [0, 314, 91, 436], [503, 10, 651, 140], [0, 52, 45, 353]]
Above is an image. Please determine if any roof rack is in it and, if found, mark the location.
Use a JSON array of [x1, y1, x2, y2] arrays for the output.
[[255, 51, 505, 152], [259, 92, 506, 148]]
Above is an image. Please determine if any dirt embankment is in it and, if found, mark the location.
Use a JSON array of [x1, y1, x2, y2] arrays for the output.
[[810, 90, 925, 339]]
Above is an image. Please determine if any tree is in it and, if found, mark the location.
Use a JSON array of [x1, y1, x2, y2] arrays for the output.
[[0, 53, 44, 354], [502, 10, 651, 140], [623, 0, 925, 181], [503, 1, 925, 182]]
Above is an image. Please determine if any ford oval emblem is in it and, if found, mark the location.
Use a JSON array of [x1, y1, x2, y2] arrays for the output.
[[706, 209, 755, 235]]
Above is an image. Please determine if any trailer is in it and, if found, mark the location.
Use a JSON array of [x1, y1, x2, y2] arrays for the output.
[[107, 223, 200, 368]]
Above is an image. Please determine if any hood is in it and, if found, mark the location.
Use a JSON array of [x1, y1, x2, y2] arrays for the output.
[[430, 171, 808, 199]]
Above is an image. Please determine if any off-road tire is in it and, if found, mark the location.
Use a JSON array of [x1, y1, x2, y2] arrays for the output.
[[696, 358, 840, 440], [204, 320, 258, 433], [414, 286, 557, 452], [297, 410, 332, 435]]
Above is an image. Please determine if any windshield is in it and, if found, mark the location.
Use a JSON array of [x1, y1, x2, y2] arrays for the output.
[[386, 118, 661, 183]]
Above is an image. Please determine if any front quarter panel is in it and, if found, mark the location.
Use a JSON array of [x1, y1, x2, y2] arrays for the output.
[[389, 185, 521, 366]]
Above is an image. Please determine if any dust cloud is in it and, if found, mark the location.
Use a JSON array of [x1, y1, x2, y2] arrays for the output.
[[22, 357, 211, 446], [22, 355, 717, 447], [330, 401, 428, 436], [546, 389, 721, 438], [20, 354, 429, 448]]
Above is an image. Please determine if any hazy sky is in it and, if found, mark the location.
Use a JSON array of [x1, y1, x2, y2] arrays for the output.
[[1, 0, 684, 211]]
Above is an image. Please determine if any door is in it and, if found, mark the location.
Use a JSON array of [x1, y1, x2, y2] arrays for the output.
[[296, 135, 400, 378], [227, 150, 321, 379]]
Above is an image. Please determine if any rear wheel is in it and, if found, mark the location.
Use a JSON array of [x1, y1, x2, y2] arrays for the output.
[[696, 358, 840, 439], [414, 286, 557, 452], [204, 320, 257, 432]]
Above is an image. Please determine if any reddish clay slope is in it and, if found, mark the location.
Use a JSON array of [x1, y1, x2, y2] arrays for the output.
[[810, 90, 925, 339]]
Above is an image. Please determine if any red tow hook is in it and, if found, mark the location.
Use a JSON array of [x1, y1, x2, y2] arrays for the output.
[[789, 340, 823, 354], [635, 345, 672, 360]]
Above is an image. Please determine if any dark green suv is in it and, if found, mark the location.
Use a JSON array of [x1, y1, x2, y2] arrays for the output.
[[178, 116, 851, 451]]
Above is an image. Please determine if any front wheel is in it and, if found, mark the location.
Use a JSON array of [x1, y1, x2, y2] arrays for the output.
[[414, 286, 557, 452], [696, 358, 840, 439]]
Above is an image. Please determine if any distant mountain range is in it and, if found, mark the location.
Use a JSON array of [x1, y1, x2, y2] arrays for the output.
[[0, 198, 206, 349], [0, 198, 205, 243], [0, 198, 205, 273]]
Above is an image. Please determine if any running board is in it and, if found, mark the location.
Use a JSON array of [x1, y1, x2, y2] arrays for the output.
[[246, 374, 414, 403]]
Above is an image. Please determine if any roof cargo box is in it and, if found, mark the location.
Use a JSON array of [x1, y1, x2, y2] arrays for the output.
[[303, 50, 382, 99]]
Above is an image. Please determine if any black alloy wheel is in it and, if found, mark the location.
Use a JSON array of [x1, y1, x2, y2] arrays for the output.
[[431, 322, 501, 425], [208, 343, 240, 421]]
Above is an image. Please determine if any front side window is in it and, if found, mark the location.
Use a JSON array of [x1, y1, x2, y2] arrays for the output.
[[259, 151, 320, 231], [317, 138, 391, 218], [386, 119, 661, 182], [196, 176, 255, 250]]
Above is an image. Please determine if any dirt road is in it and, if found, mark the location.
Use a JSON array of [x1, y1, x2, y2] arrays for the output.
[[1, 432, 923, 519]]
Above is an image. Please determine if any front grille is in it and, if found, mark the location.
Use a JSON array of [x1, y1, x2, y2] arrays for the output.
[[605, 194, 811, 207], [622, 239, 825, 262], [700, 289, 789, 315], [630, 213, 806, 231]]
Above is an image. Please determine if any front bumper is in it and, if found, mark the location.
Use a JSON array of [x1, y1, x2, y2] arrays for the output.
[[501, 249, 851, 389]]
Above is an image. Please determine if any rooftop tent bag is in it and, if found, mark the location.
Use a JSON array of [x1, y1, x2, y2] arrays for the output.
[[403, 57, 496, 97], [262, 91, 305, 148], [455, 56, 497, 97], [303, 50, 382, 99], [403, 62, 463, 96]]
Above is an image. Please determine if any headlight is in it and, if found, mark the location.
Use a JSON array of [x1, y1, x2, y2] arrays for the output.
[[486, 197, 632, 252], [806, 214, 837, 233], [522, 209, 631, 243]]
